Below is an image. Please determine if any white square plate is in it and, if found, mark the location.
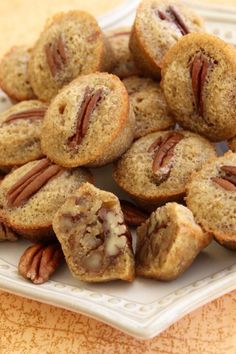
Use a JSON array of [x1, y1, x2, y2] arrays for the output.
[[0, 0, 236, 340]]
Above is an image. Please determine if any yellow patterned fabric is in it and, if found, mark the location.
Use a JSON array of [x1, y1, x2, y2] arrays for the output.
[[0, 290, 236, 353]]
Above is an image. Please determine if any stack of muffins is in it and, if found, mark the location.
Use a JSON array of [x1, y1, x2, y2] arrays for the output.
[[0, 0, 236, 284]]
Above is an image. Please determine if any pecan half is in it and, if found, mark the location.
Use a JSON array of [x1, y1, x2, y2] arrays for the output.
[[212, 165, 236, 192], [7, 158, 63, 207], [148, 133, 184, 184], [3, 108, 47, 125], [190, 53, 214, 117], [68, 87, 103, 148], [18, 243, 63, 284], [156, 5, 190, 35], [45, 34, 67, 77], [120, 200, 149, 226]]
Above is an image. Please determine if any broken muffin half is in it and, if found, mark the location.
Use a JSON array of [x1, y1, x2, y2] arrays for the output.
[[53, 182, 135, 282], [136, 202, 212, 281]]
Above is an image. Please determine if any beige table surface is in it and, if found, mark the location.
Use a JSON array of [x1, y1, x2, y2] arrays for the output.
[[1, 1, 236, 353]]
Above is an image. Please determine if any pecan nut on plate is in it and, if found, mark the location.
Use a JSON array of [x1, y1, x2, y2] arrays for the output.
[[18, 243, 63, 284]]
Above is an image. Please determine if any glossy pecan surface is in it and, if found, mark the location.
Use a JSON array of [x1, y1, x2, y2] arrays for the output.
[[18, 243, 63, 284], [212, 165, 236, 192], [3, 108, 47, 125], [68, 87, 103, 148], [45, 34, 67, 77], [120, 200, 149, 226], [7, 159, 63, 207], [190, 53, 214, 117], [148, 132, 184, 185]]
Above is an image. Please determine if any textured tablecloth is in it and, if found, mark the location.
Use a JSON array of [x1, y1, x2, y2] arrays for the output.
[[0, 1, 236, 353]]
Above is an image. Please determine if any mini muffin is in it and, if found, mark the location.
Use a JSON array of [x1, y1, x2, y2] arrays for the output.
[[113, 130, 216, 210], [161, 33, 236, 141], [107, 27, 139, 78], [0, 158, 93, 242], [41, 73, 135, 168], [186, 151, 236, 251], [0, 46, 35, 102], [123, 76, 174, 138], [29, 11, 114, 102], [129, 0, 203, 78], [136, 203, 211, 280], [0, 100, 47, 168], [53, 182, 135, 282], [0, 221, 18, 242]]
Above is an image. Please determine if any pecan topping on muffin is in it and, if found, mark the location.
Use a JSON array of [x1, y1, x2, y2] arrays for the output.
[[4, 107, 47, 125], [7, 158, 62, 207], [68, 87, 103, 148], [45, 34, 67, 78], [190, 53, 215, 117], [113, 130, 216, 210], [156, 5, 190, 35], [129, 0, 203, 78], [148, 132, 184, 184], [161, 33, 236, 141], [41, 73, 135, 168], [211, 165, 236, 192], [29, 11, 114, 101]]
